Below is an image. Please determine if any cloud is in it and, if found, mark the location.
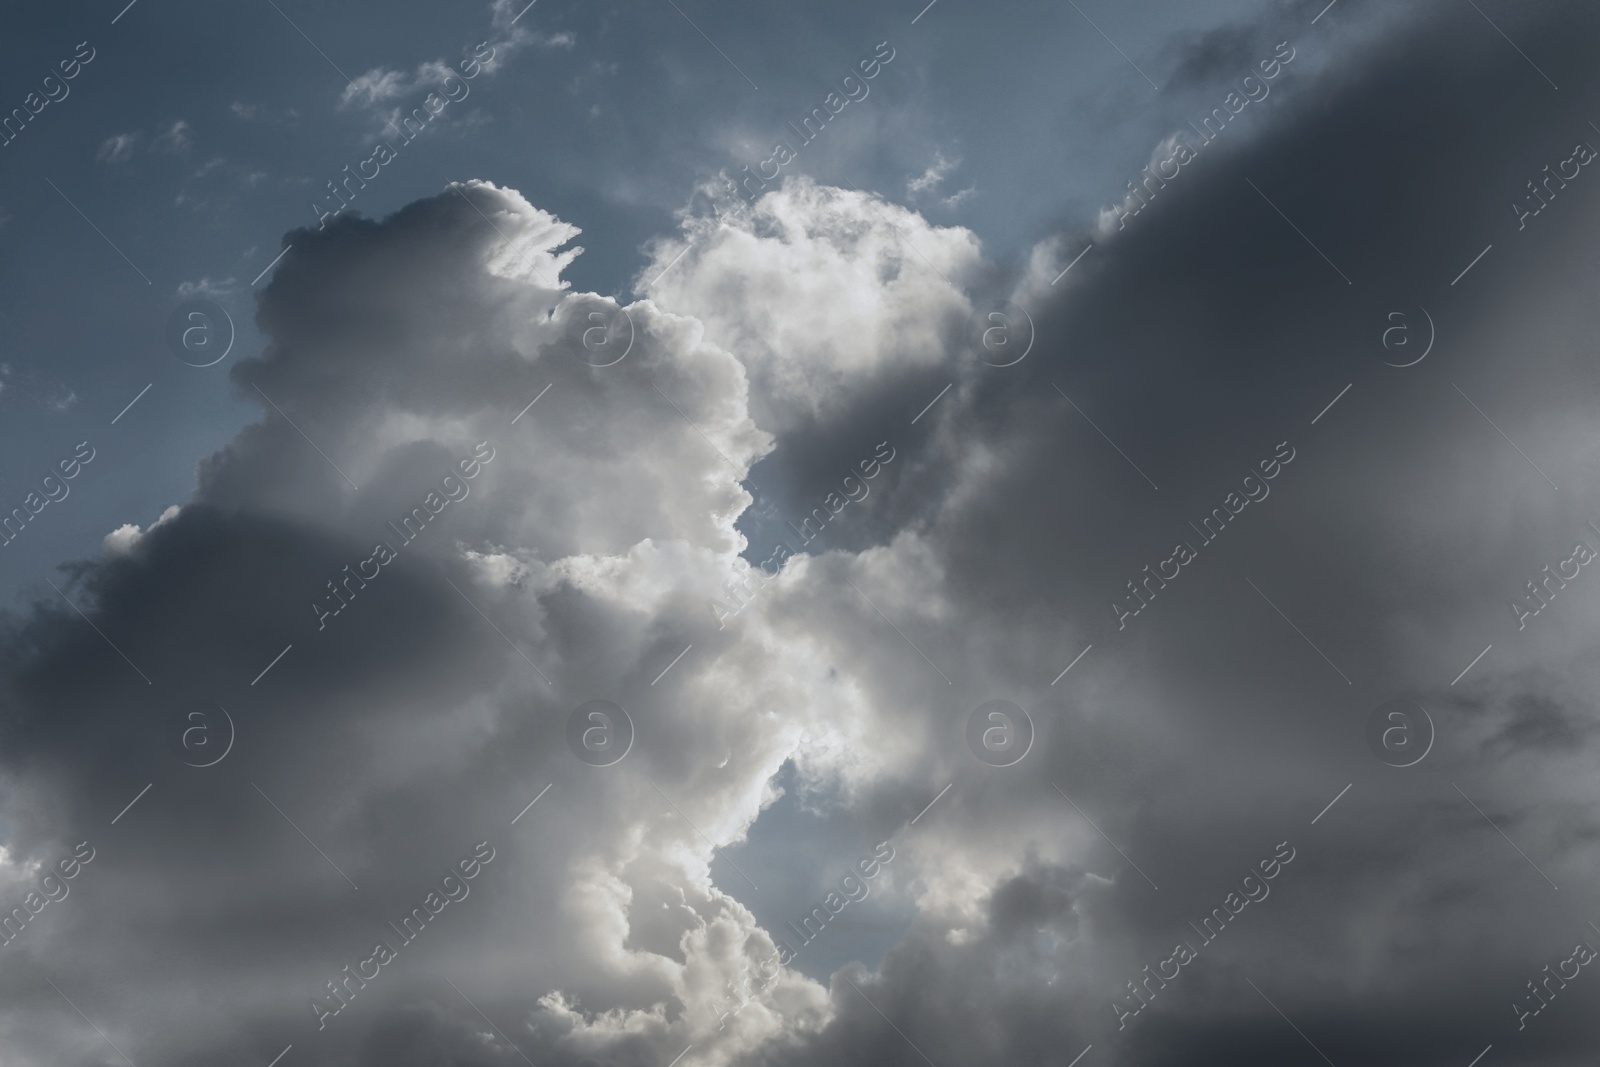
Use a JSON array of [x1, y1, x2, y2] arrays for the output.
[[341, 26, 569, 122], [152, 119, 192, 153], [907, 151, 959, 196], [0, 177, 805, 1066], [95, 132, 139, 163], [0, 366, 81, 415], [942, 184, 977, 209], [488, 0, 579, 57], [103, 506, 181, 555], [100, 524, 141, 554], [340, 68, 411, 110], [96, 121, 191, 163], [708, 6, 1600, 1067], [642, 177, 983, 436], [230, 101, 300, 123]]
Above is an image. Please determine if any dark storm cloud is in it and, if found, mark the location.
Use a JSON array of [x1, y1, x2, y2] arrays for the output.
[[714, 2, 1600, 1067]]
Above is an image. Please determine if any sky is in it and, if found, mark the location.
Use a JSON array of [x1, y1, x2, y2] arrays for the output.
[[2, 0, 1600, 1065]]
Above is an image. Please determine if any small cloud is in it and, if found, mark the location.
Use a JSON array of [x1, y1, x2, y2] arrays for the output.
[[942, 184, 978, 208], [415, 59, 457, 87], [341, 68, 410, 109], [3, 368, 79, 413], [230, 102, 300, 124], [483, 3, 561, 71], [153, 120, 192, 153], [344, 28, 558, 129], [176, 276, 238, 299], [96, 132, 140, 163], [102, 524, 142, 555], [194, 157, 226, 178], [104, 506, 181, 555], [908, 151, 960, 196], [489, 0, 530, 29], [487, 0, 576, 44]]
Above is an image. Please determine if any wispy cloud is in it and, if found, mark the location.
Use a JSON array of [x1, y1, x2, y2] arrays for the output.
[[95, 132, 139, 163], [907, 150, 960, 196]]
